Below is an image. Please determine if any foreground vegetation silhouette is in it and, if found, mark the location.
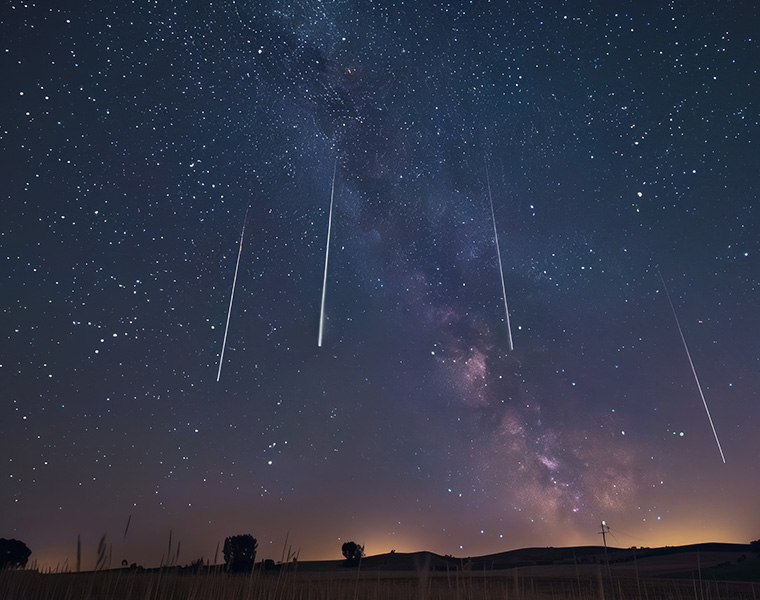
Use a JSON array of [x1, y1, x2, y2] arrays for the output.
[[1, 535, 759, 599], [0, 538, 31, 570], [341, 541, 364, 567], [223, 534, 257, 573]]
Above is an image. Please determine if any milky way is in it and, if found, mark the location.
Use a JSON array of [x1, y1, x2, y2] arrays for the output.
[[1, 1, 758, 568]]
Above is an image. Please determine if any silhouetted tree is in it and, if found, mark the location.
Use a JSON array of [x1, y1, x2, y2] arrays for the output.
[[341, 541, 364, 566], [751, 539, 760, 554], [223, 534, 257, 573], [0, 539, 31, 570]]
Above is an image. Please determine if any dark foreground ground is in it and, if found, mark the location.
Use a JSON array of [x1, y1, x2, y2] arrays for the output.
[[2, 542, 758, 599]]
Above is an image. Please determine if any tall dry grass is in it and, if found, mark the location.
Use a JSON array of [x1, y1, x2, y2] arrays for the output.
[[1, 566, 757, 600]]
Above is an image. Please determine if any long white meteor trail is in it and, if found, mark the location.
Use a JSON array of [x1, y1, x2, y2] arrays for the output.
[[216, 209, 248, 382], [318, 159, 338, 347], [659, 271, 726, 463], [485, 161, 514, 351]]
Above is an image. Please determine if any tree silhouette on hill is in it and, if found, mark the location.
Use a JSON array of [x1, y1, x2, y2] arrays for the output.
[[341, 541, 364, 567], [0, 539, 31, 570], [223, 534, 257, 573]]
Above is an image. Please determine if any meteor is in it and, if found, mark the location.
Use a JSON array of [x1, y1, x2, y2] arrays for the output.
[[318, 159, 338, 347], [485, 161, 514, 351], [216, 208, 248, 382], [659, 271, 726, 463]]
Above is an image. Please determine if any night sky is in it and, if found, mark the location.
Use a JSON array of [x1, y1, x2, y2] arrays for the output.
[[2, 0, 759, 570]]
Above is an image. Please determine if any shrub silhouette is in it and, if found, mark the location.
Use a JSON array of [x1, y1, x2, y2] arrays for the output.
[[223, 534, 257, 573], [0, 539, 31, 570], [341, 541, 364, 566]]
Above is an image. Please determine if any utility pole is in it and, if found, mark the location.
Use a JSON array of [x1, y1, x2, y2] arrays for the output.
[[598, 520, 612, 581]]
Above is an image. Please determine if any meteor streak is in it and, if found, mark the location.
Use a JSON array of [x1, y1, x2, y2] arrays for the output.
[[216, 208, 248, 382], [318, 159, 338, 347], [659, 271, 726, 463], [485, 161, 514, 351]]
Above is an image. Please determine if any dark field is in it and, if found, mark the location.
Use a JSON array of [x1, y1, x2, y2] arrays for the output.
[[2, 564, 759, 600], [3, 544, 758, 600]]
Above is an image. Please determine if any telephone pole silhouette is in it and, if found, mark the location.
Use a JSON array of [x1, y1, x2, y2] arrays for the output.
[[598, 520, 612, 581]]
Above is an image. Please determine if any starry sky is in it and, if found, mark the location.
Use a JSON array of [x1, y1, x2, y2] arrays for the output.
[[2, 0, 759, 570]]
